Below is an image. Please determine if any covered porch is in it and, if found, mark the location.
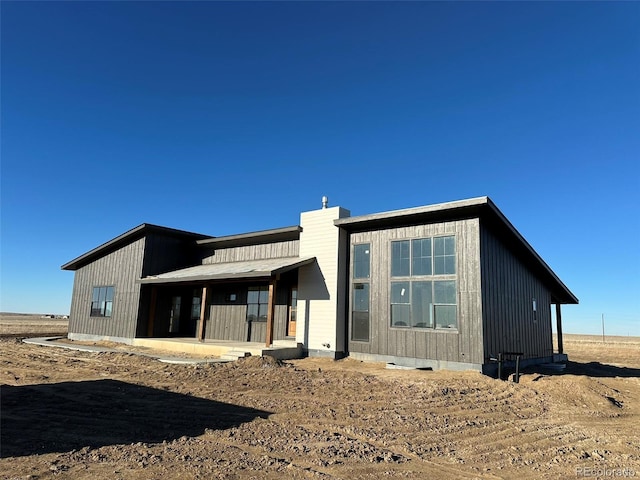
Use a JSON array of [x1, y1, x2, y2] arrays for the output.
[[138, 256, 314, 349]]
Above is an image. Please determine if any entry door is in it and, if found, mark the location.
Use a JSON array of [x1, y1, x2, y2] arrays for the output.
[[287, 287, 298, 337]]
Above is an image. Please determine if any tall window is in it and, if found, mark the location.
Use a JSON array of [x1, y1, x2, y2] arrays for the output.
[[90, 286, 114, 317], [352, 243, 370, 341], [246, 286, 269, 322], [391, 236, 457, 330]]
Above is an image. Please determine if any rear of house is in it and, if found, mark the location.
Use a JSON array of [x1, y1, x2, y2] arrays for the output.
[[62, 196, 577, 373]]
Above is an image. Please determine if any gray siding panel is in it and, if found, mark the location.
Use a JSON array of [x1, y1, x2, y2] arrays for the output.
[[204, 276, 295, 343], [347, 219, 483, 365], [480, 224, 553, 361], [68, 237, 146, 339], [202, 240, 299, 264]]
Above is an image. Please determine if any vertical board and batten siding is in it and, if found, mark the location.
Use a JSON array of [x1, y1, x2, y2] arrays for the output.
[[480, 224, 553, 360], [201, 240, 299, 264], [142, 234, 201, 276], [68, 238, 146, 339], [197, 240, 299, 342], [204, 279, 294, 342], [348, 219, 483, 365]]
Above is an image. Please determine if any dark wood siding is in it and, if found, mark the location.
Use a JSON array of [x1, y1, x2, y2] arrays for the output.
[[202, 240, 299, 264], [68, 237, 146, 339], [142, 233, 201, 276], [480, 224, 553, 361], [347, 219, 483, 365], [203, 273, 296, 342]]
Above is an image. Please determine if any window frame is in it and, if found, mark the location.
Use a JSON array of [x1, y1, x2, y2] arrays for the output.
[[350, 243, 371, 342], [90, 286, 115, 318], [389, 235, 458, 332], [246, 286, 269, 323]]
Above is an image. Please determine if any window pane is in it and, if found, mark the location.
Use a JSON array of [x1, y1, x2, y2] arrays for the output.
[[259, 288, 269, 303], [411, 281, 433, 328], [434, 236, 456, 274], [104, 301, 113, 317], [258, 304, 268, 322], [434, 281, 456, 304], [92, 288, 101, 302], [353, 244, 370, 279], [352, 283, 370, 341], [435, 305, 457, 329], [352, 311, 369, 341], [247, 288, 259, 304], [391, 241, 410, 277], [246, 304, 258, 322], [353, 283, 369, 312], [98, 287, 107, 304], [434, 237, 445, 256], [391, 282, 410, 304], [105, 287, 114, 302], [444, 236, 455, 255], [91, 302, 101, 316], [391, 304, 410, 327], [412, 238, 432, 276]]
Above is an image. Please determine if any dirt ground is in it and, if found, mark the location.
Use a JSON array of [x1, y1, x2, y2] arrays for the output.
[[1, 317, 639, 479]]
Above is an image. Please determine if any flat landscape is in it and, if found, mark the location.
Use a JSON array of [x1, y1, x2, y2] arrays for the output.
[[1, 315, 639, 479]]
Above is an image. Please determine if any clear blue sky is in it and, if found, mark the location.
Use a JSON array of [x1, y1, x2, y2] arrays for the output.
[[1, 1, 638, 335]]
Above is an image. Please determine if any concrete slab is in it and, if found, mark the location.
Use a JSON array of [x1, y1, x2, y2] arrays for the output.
[[22, 337, 228, 365]]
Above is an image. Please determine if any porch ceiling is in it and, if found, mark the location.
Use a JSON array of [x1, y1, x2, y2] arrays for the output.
[[138, 256, 315, 284]]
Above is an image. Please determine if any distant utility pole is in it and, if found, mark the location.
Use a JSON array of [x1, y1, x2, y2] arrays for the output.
[[602, 314, 605, 343]]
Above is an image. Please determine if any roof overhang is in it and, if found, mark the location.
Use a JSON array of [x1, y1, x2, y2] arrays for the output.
[[335, 196, 578, 305], [62, 224, 211, 271], [138, 256, 315, 285], [197, 225, 301, 249]]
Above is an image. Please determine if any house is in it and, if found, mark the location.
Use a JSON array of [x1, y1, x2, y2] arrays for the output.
[[62, 197, 577, 374]]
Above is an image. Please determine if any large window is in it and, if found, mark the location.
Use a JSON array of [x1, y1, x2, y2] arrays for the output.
[[90, 286, 114, 317], [391, 236, 457, 330], [351, 243, 370, 341], [246, 286, 269, 322]]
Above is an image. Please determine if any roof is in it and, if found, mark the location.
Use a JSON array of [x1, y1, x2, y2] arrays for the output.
[[197, 225, 301, 249], [335, 196, 578, 305], [138, 256, 315, 284], [61, 224, 211, 271]]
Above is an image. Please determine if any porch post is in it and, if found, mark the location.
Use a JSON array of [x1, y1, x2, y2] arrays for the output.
[[198, 285, 209, 342], [555, 303, 564, 354], [147, 286, 157, 337], [266, 276, 278, 347]]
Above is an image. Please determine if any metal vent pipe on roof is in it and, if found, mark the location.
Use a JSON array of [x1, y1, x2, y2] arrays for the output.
[[322, 196, 328, 209]]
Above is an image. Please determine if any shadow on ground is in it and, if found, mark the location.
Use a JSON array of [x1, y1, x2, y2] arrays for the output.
[[524, 361, 640, 379], [1, 379, 270, 458]]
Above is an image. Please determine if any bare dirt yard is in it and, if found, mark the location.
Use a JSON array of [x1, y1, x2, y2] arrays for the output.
[[1, 316, 639, 480]]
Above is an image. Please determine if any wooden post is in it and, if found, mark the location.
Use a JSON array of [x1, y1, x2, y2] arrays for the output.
[[555, 303, 563, 354], [147, 286, 157, 337], [265, 276, 277, 347], [198, 285, 209, 342]]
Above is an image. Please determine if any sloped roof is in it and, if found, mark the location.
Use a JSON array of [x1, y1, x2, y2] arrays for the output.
[[335, 196, 578, 305], [138, 256, 315, 284], [61, 224, 211, 271]]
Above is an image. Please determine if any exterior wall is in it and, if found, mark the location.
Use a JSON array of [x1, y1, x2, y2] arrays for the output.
[[137, 233, 203, 336], [201, 240, 299, 264], [347, 219, 484, 366], [142, 233, 201, 276], [204, 274, 296, 342], [68, 237, 145, 339], [480, 224, 554, 361], [297, 206, 351, 357]]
